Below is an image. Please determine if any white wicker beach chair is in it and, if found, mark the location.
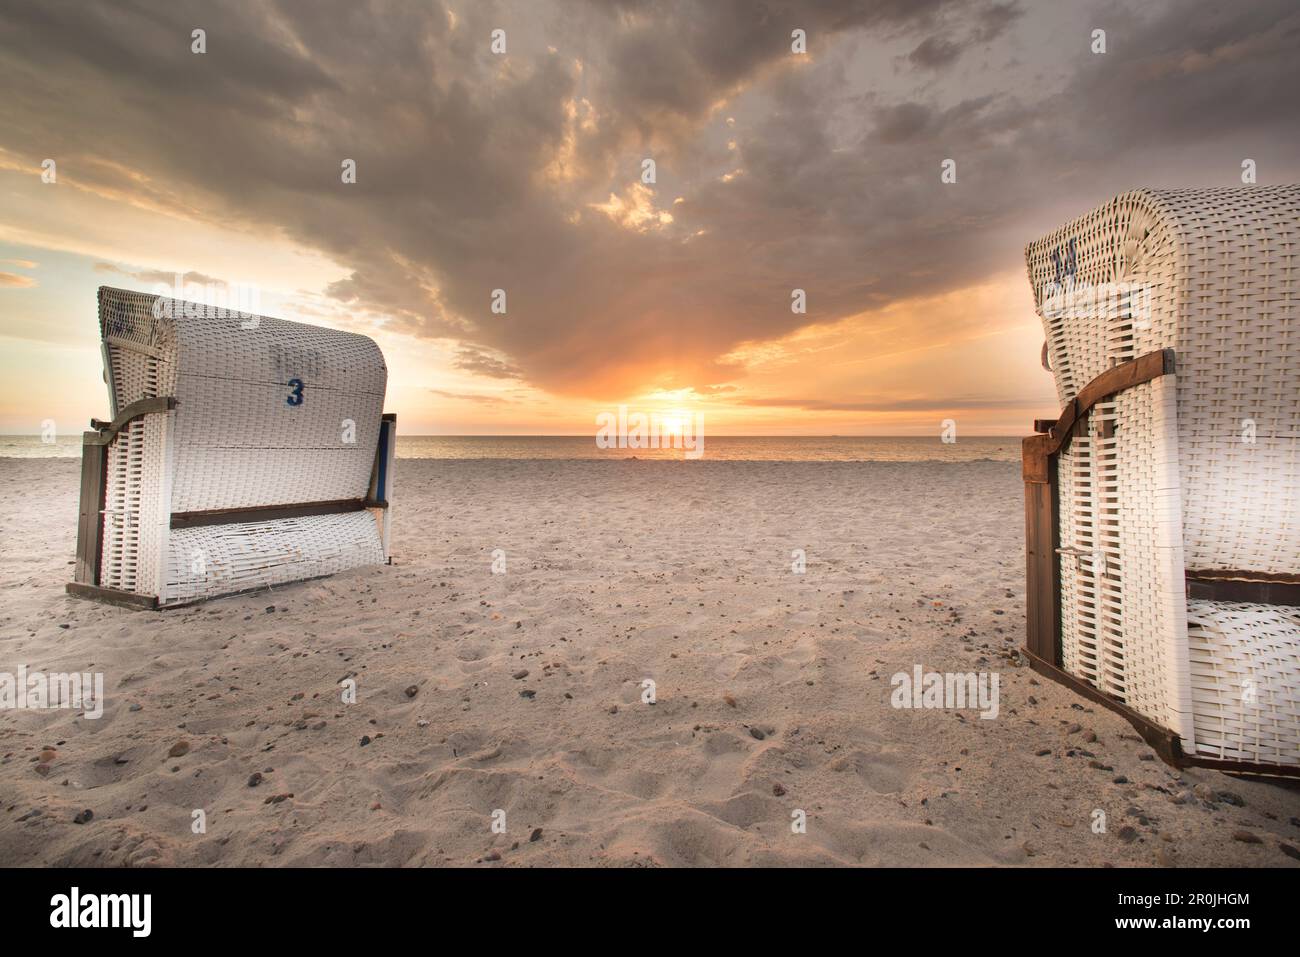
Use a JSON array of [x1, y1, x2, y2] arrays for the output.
[[1022, 187, 1299, 775], [69, 287, 396, 608]]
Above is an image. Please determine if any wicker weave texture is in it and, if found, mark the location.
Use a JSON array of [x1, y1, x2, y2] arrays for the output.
[[1110, 379, 1194, 742], [162, 512, 383, 605], [1055, 382, 1194, 744], [1186, 600, 1300, 766], [1025, 187, 1299, 576], [98, 287, 387, 513]]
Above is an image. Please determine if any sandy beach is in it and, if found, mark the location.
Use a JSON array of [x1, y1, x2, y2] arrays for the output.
[[1, 456, 1297, 867]]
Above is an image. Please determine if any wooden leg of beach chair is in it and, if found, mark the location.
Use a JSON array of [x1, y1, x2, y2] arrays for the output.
[[73, 431, 108, 587], [1022, 433, 1059, 668]]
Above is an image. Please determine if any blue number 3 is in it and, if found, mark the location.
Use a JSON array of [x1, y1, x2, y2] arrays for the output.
[[286, 378, 304, 406]]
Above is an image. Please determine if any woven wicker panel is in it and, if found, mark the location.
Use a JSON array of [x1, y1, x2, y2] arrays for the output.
[[1055, 381, 1195, 746], [162, 512, 383, 605], [168, 377, 382, 512], [1111, 378, 1194, 742], [1026, 187, 1299, 577], [98, 286, 386, 513], [98, 317, 171, 598], [101, 418, 145, 593], [1058, 429, 1114, 693], [1186, 600, 1300, 766]]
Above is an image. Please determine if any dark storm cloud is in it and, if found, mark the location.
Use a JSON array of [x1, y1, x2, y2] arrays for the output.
[[2, 0, 1298, 398], [453, 347, 523, 380], [906, 0, 1022, 68], [908, 36, 962, 70], [970, 1, 1022, 43]]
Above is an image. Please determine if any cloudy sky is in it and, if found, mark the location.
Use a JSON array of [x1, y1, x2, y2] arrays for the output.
[[2, 0, 1297, 434]]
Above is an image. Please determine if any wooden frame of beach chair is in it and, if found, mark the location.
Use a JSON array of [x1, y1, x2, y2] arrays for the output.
[[67, 287, 395, 609], [1021, 187, 1300, 778]]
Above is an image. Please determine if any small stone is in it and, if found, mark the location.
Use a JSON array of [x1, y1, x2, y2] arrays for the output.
[[359, 735, 371, 747], [264, 793, 292, 804], [1278, 843, 1300, 861], [73, 809, 94, 825], [247, 772, 263, 787], [1067, 723, 1081, 734], [1232, 830, 1262, 844], [265, 605, 276, 613], [404, 685, 419, 698], [749, 727, 766, 741], [167, 740, 190, 758], [129, 702, 143, 712], [1083, 730, 1097, 743], [772, 783, 787, 796], [484, 850, 501, 862], [1088, 760, 1112, 771], [1113, 775, 1129, 785], [513, 669, 529, 680], [1035, 748, 1052, 756], [1217, 790, 1245, 807], [1118, 826, 1138, 843], [529, 827, 543, 843], [519, 689, 536, 699]]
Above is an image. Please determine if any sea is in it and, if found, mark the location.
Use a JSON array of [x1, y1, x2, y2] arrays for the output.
[[0, 434, 1021, 463]]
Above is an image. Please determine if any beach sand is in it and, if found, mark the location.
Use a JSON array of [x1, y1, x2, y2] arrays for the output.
[[1, 457, 1297, 867]]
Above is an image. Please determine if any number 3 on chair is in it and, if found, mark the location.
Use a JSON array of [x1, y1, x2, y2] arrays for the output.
[[286, 378, 304, 406]]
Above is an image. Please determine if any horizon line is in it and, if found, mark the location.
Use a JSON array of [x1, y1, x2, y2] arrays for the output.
[[1, 432, 1027, 439]]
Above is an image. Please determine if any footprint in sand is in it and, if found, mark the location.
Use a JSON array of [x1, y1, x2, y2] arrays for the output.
[[827, 749, 912, 793], [693, 732, 751, 799]]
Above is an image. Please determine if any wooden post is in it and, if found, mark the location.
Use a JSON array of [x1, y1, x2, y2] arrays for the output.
[[73, 432, 108, 586], [1022, 434, 1060, 666]]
